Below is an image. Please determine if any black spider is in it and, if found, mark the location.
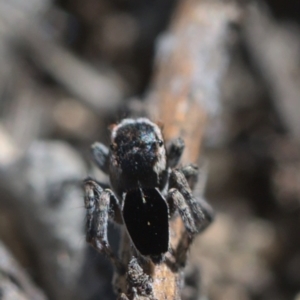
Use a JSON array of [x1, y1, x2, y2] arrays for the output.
[[83, 118, 214, 295]]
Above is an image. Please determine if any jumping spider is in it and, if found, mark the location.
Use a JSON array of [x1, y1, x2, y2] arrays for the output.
[[83, 117, 214, 276]]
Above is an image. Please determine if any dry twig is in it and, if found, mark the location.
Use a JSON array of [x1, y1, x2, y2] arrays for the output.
[[119, 0, 241, 299]]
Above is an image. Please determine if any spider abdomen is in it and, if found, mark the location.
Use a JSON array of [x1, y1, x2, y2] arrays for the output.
[[122, 187, 169, 261]]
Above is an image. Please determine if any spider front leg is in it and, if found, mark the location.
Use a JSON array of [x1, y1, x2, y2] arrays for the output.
[[167, 137, 185, 168], [83, 178, 125, 273], [91, 142, 110, 174], [168, 169, 214, 236], [180, 163, 199, 191]]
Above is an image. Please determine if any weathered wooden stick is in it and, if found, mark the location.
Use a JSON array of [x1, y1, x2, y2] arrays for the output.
[[143, 1, 240, 299]]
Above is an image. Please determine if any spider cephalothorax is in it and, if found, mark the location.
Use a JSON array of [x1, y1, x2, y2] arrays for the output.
[[109, 118, 168, 198]]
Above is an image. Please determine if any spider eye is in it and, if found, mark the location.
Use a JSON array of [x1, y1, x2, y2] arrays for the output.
[[157, 140, 164, 147]]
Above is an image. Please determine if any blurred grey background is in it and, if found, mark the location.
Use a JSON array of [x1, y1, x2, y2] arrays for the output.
[[0, 0, 300, 299]]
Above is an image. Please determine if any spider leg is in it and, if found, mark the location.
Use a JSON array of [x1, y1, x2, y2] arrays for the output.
[[167, 188, 197, 235], [83, 178, 125, 273], [166, 137, 185, 168], [180, 163, 199, 190], [167, 169, 214, 267], [91, 142, 110, 174], [169, 169, 214, 234]]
